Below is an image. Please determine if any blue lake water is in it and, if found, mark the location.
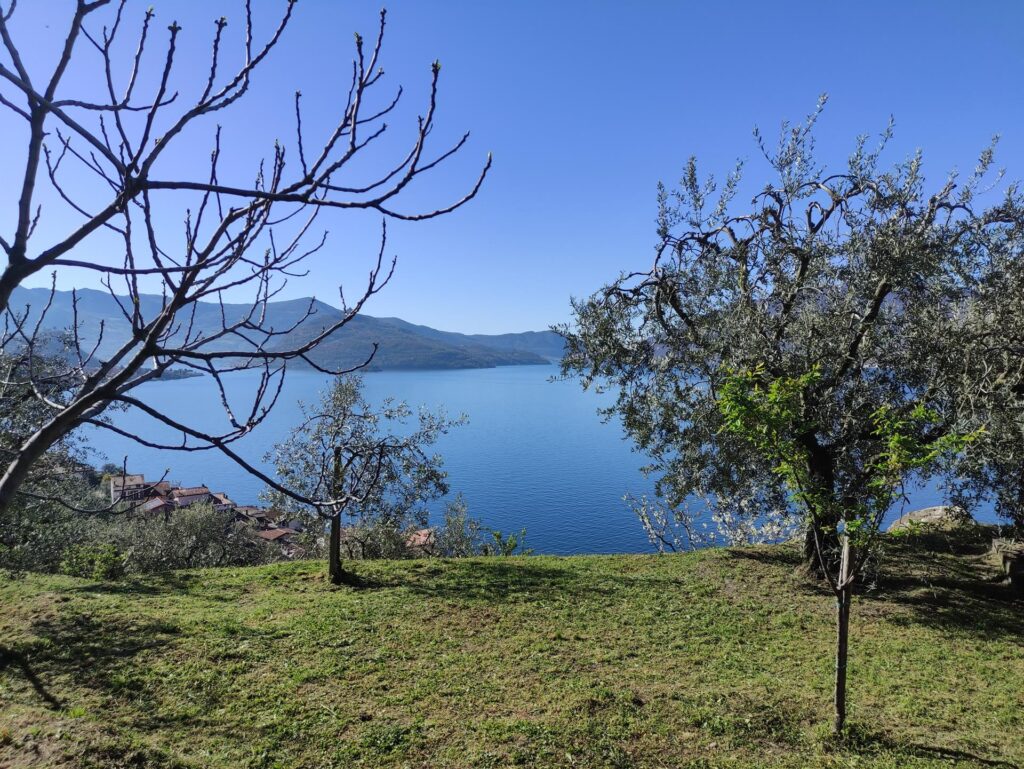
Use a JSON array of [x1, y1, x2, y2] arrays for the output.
[[83, 364, 984, 555]]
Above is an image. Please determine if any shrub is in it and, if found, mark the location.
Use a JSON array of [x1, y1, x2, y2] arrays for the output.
[[60, 544, 125, 581], [482, 528, 533, 557], [433, 495, 484, 557]]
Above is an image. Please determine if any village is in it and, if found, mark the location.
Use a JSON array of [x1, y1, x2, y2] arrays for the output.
[[107, 472, 438, 560], [108, 472, 307, 558]]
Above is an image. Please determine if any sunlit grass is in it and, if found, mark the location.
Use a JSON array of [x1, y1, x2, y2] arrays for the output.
[[1, 530, 1021, 768]]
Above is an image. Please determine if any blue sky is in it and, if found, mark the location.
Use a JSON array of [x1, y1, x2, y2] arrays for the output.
[[3, 1, 1023, 333]]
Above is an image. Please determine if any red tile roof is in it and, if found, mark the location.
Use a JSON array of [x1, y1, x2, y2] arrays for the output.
[[170, 486, 210, 497], [256, 528, 296, 541], [406, 528, 435, 549]]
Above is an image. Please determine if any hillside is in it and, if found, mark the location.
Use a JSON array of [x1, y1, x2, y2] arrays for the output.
[[0, 534, 1021, 768], [6, 287, 565, 371]]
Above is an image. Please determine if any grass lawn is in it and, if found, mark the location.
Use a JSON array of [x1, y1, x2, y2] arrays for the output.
[[0, 530, 1021, 768]]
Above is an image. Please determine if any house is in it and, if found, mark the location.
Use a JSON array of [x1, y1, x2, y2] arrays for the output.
[[150, 480, 175, 496], [233, 505, 282, 526], [211, 492, 236, 512], [109, 473, 177, 505], [109, 473, 149, 503], [256, 528, 294, 543], [140, 497, 175, 517], [256, 527, 305, 558], [406, 528, 436, 555], [232, 505, 265, 524], [169, 486, 213, 507], [104, 470, 301, 553]]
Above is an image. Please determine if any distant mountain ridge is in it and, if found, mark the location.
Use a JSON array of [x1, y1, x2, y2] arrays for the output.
[[6, 287, 564, 372]]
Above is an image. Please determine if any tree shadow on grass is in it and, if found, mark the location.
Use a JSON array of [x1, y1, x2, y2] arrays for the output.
[[389, 558, 617, 604], [0, 645, 63, 710], [725, 545, 805, 569], [720, 531, 1024, 640], [865, 532, 1024, 640], [63, 570, 240, 602], [839, 724, 1021, 769], [2, 612, 179, 713]]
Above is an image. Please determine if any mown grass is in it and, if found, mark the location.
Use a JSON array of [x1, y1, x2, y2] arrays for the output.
[[0, 529, 1021, 768]]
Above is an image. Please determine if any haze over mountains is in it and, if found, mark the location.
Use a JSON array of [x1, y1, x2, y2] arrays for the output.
[[7, 287, 564, 371]]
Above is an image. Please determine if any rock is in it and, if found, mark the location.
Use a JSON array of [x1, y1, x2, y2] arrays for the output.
[[1002, 552, 1024, 575], [991, 538, 1024, 555], [887, 505, 971, 532], [1003, 552, 1024, 591]]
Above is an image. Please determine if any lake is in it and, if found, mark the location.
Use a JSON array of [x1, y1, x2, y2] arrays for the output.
[[84, 364, 980, 555]]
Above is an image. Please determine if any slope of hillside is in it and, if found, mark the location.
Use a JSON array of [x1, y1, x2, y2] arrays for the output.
[[5, 287, 564, 371], [1, 533, 1021, 768], [374, 317, 567, 362]]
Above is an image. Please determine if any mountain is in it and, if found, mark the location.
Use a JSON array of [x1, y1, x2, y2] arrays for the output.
[[373, 318, 568, 361], [5, 287, 565, 371]]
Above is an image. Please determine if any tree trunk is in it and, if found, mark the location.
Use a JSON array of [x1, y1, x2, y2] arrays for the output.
[[803, 519, 840, 576], [803, 522, 820, 568], [328, 512, 346, 585], [326, 447, 355, 586], [800, 440, 840, 574], [833, 536, 852, 735]]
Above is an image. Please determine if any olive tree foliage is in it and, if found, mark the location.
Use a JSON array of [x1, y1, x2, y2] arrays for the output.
[[56, 503, 276, 578], [430, 494, 485, 557], [107, 503, 275, 573], [0, 346, 275, 576], [0, 345, 108, 572], [0, 0, 488, 513], [717, 365, 978, 734], [559, 98, 1024, 562], [946, 260, 1024, 529], [263, 374, 462, 584]]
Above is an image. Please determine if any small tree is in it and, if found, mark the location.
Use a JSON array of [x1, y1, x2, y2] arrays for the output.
[[264, 375, 461, 584], [432, 494, 484, 558], [717, 365, 978, 733], [559, 98, 1024, 565]]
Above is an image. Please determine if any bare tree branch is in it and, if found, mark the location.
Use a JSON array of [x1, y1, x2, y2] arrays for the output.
[[0, 2, 489, 510]]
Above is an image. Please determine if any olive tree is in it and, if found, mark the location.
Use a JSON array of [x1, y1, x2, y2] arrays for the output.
[[0, 1, 488, 513], [559, 99, 1024, 568], [264, 374, 461, 584]]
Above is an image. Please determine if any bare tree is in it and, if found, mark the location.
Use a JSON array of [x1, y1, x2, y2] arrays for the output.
[[0, 1, 489, 511]]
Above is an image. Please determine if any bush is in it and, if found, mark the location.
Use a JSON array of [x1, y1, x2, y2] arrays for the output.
[[433, 495, 484, 557], [341, 516, 417, 561], [60, 544, 125, 580], [294, 495, 531, 561], [481, 528, 532, 557], [433, 496, 532, 557], [0, 503, 92, 574], [4, 500, 278, 576]]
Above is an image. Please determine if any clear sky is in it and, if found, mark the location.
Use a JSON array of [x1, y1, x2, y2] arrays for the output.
[[3, 1, 1023, 333]]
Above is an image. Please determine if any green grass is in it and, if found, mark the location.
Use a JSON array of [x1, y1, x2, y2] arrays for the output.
[[1, 530, 1022, 768]]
